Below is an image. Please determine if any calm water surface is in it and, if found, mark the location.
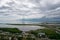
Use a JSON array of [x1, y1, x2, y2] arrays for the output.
[[0, 24, 45, 31]]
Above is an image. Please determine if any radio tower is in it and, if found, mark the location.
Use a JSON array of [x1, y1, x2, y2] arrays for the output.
[[22, 13, 25, 24]]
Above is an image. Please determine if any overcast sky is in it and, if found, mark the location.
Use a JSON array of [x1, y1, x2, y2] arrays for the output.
[[0, 0, 60, 23]]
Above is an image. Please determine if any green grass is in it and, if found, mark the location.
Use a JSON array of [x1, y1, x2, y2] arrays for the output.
[[0, 28, 22, 33], [29, 28, 60, 39]]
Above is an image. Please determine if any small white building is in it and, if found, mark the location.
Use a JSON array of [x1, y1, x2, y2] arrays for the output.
[[38, 33, 46, 38]]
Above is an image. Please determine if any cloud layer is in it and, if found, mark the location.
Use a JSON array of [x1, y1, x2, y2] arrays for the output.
[[0, 0, 60, 23]]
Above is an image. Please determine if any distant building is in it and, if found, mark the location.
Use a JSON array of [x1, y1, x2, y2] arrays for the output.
[[38, 33, 46, 38]]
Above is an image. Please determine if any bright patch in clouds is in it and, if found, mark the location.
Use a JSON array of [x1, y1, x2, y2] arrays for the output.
[[0, 0, 60, 23]]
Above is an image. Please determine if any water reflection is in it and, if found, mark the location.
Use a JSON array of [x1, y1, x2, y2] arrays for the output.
[[0, 24, 45, 31]]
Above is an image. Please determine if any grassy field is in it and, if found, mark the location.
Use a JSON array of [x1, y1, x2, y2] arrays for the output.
[[0, 28, 22, 33], [28, 28, 60, 39]]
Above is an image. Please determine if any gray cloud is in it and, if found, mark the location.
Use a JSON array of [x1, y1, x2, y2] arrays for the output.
[[0, 0, 60, 23]]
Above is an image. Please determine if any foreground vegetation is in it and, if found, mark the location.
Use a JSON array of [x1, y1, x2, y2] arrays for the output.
[[29, 28, 60, 39], [0, 28, 22, 33]]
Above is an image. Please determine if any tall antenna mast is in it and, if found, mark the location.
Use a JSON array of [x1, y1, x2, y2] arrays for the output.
[[22, 13, 25, 24]]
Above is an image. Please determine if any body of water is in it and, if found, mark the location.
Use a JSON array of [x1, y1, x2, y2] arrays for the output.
[[0, 24, 45, 31]]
